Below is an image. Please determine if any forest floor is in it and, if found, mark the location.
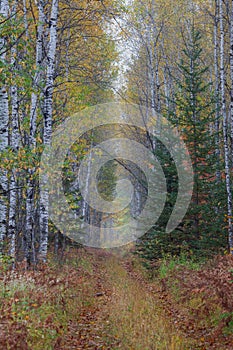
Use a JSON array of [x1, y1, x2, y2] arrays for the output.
[[0, 247, 233, 349]]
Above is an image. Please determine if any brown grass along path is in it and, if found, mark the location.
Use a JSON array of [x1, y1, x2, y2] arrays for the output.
[[0, 248, 232, 349]]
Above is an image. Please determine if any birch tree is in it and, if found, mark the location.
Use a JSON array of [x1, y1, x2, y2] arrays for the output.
[[214, 0, 221, 182], [24, 0, 46, 265], [230, 0, 233, 167], [8, 0, 20, 260], [0, 0, 9, 252], [228, 0, 233, 253], [39, 0, 59, 262], [220, 0, 233, 254]]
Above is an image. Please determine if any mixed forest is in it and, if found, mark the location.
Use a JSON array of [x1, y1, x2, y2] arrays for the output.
[[0, 0, 233, 264], [0, 1, 233, 348]]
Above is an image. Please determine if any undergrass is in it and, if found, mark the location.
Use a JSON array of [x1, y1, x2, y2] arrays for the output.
[[0, 253, 98, 349], [1, 250, 231, 349], [103, 255, 196, 350], [157, 253, 203, 279], [151, 253, 233, 350]]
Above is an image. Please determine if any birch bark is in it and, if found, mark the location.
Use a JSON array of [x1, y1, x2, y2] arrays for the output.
[[214, 0, 221, 183], [8, 0, 19, 260], [39, 0, 59, 262], [230, 0, 233, 166], [0, 0, 9, 252], [25, 0, 45, 265], [220, 0, 233, 254]]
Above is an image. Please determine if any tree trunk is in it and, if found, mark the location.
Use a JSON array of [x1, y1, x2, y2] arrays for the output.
[[214, 0, 221, 182], [25, 0, 45, 266], [220, 0, 233, 254], [8, 0, 19, 261], [39, 0, 59, 262], [0, 0, 9, 252], [230, 0, 233, 166]]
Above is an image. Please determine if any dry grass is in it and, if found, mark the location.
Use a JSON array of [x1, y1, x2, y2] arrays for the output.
[[103, 255, 196, 350], [0, 250, 110, 349], [1, 249, 231, 349]]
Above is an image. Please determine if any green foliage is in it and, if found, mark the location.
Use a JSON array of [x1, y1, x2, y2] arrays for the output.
[[97, 160, 117, 201], [0, 253, 14, 272], [135, 28, 227, 266], [157, 252, 202, 279], [172, 28, 226, 252]]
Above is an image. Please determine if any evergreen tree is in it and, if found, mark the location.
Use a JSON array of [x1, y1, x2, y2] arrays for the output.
[[171, 28, 226, 254], [136, 28, 227, 264]]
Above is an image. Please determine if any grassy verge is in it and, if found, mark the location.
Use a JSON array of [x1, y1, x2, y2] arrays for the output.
[[1, 248, 232, 349], [0, 249, 111, 349], [147, 253, 233, 349]]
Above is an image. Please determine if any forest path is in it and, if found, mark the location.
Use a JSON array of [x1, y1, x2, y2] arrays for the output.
[[58, 248, 197, 350], [2, 248, 231, 349]]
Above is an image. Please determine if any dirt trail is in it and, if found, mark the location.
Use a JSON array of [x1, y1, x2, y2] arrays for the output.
[[58, 249, 198, 350], [1, 249, 232, 349], [66, 249, 233, 350]]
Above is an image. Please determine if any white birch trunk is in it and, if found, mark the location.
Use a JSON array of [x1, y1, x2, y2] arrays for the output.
[[146, 0, 161, 148], [30, 0, 45, 147], [25, 0, 45, 265], [230, 0, 233, 167], [81, 144, 93, 226], [39, 0, 59, 262], [220, 0, 233, 254], [8, 174, 17, 259], [0, 0, 9, 251], [8, 0, 19, 260], [145, 0, 160, 116], [214, 0, 221, 182], [0, 90, 9, 249]]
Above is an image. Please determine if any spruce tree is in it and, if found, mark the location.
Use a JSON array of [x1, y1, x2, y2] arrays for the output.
[[136, 28, 227, 265], [172, 28, 225, 255]]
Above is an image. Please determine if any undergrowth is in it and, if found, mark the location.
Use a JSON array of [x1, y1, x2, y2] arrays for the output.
[[147, 253, 233, 349], [0, 250, 99, 349], [0, 248, 232, 349]]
